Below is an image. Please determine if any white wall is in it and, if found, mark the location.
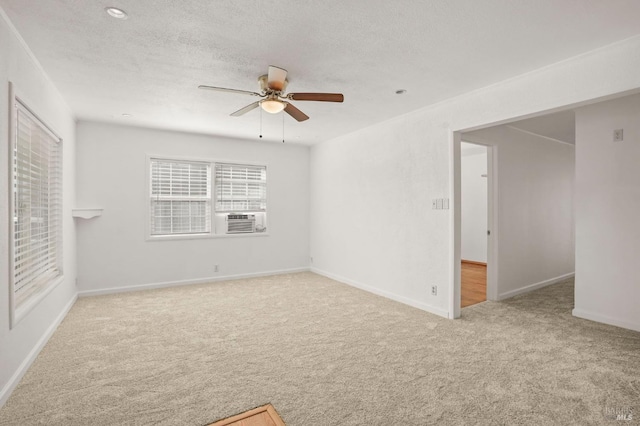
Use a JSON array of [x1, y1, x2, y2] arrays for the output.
[[310, 35, 640, 318], [463, 126, 575, 299], [573, 94, 640, 331], [0, 12, 77, 406], [461, 144, 487, 263], [75, 122, 309, 294]]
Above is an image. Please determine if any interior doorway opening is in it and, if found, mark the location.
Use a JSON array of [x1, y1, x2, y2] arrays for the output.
[[460, 142, 488, 308]]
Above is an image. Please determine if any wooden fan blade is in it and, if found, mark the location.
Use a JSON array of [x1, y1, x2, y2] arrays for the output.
[[267, 66, 288, 91], [199, 85, 261, 97], [284, 102, 309, 122], [288, 93, 344, 102], [231, 101, 260, 117]]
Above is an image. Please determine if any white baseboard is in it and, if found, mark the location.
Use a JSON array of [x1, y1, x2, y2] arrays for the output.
[[497, 272, 575, 301], [311, 267, 449, 318], [572, 308, 640, 332], [77, 267, 310, 298], [0, 293, 78, 409]]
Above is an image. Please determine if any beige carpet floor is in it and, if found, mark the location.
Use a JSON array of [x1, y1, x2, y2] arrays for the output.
[[0, 272, 638, 425]]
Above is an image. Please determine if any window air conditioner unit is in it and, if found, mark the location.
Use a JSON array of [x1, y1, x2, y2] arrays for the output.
[[226, 214, 256, 234]]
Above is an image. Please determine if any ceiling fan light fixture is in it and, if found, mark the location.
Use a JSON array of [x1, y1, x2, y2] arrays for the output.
[[261, 99, 285, 114], [199, 65, 343, 122]]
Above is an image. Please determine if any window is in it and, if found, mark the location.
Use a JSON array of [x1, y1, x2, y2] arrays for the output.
[[10, 97, 63, 322], [148, 158, 267, 238], [215, 163, 267, 213], [149, 159, 211, 235]]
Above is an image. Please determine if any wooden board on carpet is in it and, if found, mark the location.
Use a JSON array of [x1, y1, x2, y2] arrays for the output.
[[208, 404, 285, 426]]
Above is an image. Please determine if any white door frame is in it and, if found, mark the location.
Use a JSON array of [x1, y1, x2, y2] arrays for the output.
[[448, 132, 461, 319], [449, 132, 498, 318], [486, 143, 498, 302]]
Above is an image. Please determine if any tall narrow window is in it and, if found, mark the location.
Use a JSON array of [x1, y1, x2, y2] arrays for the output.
[[11, 98, 63, 318], [215, 163, 267, 213], [150, 159, 211, 235]]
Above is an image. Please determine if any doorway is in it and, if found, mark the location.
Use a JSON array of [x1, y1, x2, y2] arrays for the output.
[[460, 142, 488, 307]]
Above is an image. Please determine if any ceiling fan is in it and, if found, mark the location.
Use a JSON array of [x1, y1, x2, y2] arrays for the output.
[[198, 65, 344, 122]]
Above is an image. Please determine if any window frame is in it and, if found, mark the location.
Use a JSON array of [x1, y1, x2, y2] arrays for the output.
[[145, 155, 269, 241], [214, 162, 267, 214], [8, 83, 64, 328], [149, 158, 212, 236]]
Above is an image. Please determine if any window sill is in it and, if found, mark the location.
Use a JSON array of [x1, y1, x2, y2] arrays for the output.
[[146, 232, 270, 242]]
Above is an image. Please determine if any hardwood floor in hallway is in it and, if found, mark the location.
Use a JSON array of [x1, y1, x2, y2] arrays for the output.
[[462, 261, 487, 308]]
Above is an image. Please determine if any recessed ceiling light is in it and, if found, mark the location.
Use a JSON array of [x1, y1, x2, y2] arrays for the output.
[[121, 113, 132, 118], [105, 7, 128, 20], [395, 89, 407, 95]]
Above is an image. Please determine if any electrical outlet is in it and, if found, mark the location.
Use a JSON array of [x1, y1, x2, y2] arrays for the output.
[[614, 129, 624, 142], [214, 264, 219, 273], [431, 285, 437, 296]]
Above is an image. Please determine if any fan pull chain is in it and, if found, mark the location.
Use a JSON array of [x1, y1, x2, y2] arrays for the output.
[[259, 107, 263, 139], [282, 110, 285, 143]]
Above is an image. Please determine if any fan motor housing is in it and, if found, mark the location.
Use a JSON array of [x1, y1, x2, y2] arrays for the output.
[[259, 74, 287, 93]]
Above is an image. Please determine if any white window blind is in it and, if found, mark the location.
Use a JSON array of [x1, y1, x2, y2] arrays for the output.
[[215, 163, 267, 212], [12, 101, 63, 309], [150, 159, 211, 235]]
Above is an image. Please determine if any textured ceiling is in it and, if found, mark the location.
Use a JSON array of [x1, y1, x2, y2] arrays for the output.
[[1, 1, 639, 145]]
